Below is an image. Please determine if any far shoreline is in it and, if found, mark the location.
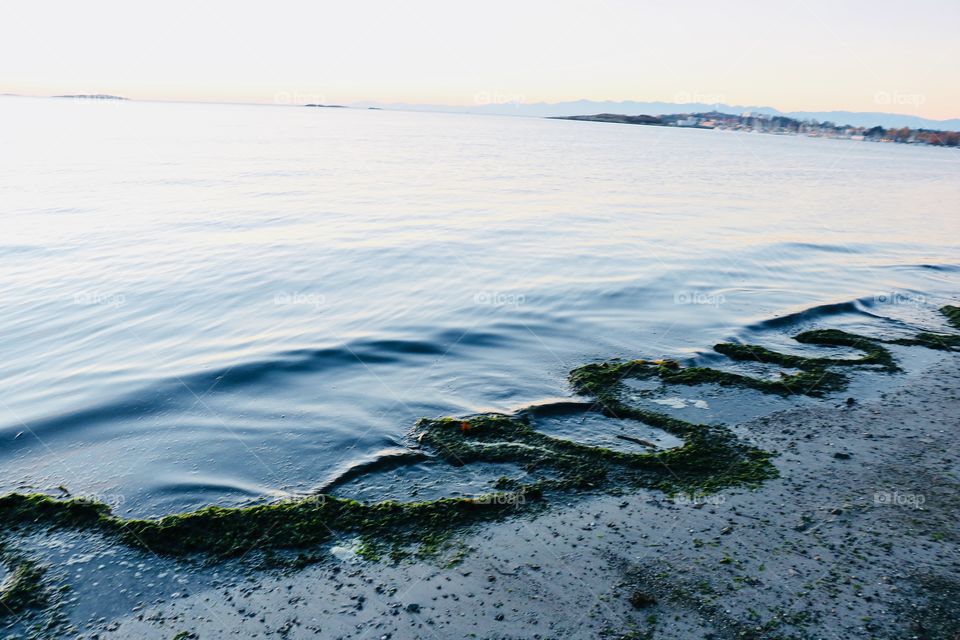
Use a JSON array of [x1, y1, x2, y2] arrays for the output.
[[550, 111, 960, 147]]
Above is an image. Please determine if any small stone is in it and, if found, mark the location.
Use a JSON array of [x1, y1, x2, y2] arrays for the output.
[[629, 591, 657, 608]]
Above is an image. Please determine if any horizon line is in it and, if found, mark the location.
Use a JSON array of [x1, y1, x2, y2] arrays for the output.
[[3, 92, 958, 125]]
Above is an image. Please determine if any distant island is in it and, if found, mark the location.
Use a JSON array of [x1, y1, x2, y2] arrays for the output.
[[559, 113, 663, 126], [551, 111, 960, 147], [54, 94, 128, 101], [304, 104, 346, 108], [352, 99, 960, 130]]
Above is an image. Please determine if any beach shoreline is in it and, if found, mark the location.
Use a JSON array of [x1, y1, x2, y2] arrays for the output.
[[25, 345, 951, 640]]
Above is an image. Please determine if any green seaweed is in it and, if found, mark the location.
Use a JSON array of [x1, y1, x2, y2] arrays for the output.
[[418, 411, 776, 496], [354, 537, 383, 562], [570, 356, 846, 398], [793, 329, 899, 371], [888, 332, 960, 351], [0, 407, 775, 562], [717, 328, 898, 373], [0, 558, 48, 617], [941, 305, 960, 329], [885, 306, 960, 351], [1, 305, 955, 572], [0, 492, 529, 560], [663, 364, 846, 397], [572, 327, 902, 402]]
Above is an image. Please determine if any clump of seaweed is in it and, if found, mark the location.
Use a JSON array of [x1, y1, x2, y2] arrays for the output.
[[885, 305, 960, 351], [941, 305, 960, 329], [573, 327, 902, 401], [0, 556, 48, 617], [719, 328, 898, 372], [570, 356, 846, 398], [0, 407, 775, 562], [888, 332, 960, 351], [416, 413, 775, 495], [0, 492, 529, 560]]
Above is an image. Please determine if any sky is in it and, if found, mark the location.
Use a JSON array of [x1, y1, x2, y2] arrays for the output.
[[2, 0, 958, 119]]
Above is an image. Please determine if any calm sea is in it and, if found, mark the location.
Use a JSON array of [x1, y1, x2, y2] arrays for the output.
[[1, 96, 957, 515]]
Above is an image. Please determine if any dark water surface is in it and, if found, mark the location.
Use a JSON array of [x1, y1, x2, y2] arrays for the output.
[[1, 96, 957, 516]]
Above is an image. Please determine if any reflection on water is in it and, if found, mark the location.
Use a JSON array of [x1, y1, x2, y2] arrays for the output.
[[0, 96, 957, 515]]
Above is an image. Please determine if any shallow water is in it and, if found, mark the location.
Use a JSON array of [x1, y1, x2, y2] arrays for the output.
[[1, 96, 958, 517], [529, 410, 684, 452]]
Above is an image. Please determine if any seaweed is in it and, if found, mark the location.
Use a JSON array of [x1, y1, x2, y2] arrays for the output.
[[570, 356, 846, 398], [662, 365, 847, 397], [0, 304, 954, 574], [0, 492, 528, 560], [941, 305, 960, 330], [0, 410, 775, 561], [718, 328, 898, 372], [795, 329, 899, 371], [885, 306, 960, 352], [0, 557, 48, 617], [417, 411, 776, 496], [572, 327, 902, 402], [888, 332, 960, 351]]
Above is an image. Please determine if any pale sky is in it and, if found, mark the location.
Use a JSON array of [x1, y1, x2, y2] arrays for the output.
[[2, 0, 958, 119]]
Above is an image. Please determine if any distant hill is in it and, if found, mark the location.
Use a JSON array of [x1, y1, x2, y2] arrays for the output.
[[352, 99, 960, 132], [780, 109, 960, 131]]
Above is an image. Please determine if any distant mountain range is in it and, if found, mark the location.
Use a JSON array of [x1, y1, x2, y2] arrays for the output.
[[352, 99, 960, 131], [2, 93, 954, 131]]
